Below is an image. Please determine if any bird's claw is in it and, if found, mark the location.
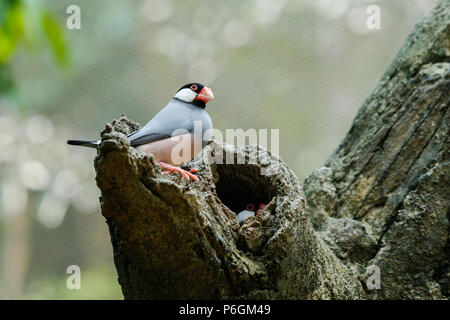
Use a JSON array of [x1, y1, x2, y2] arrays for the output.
[[158, 161, 199, 181]]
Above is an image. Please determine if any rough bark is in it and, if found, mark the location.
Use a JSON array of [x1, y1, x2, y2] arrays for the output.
[[305, 1, 449, 299], [95, 1, 449, 299]]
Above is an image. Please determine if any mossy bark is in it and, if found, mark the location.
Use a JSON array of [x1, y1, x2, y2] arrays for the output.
[[95, 0, 449, 300]]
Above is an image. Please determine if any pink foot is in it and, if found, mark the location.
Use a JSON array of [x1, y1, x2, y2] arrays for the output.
[[158, 161, 199, 181]]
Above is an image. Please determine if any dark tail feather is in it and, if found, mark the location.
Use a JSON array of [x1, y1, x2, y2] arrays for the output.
[[67, 140, 99, 148]]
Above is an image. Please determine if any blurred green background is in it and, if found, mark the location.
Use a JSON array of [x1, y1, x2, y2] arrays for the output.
[[0, 0, 437, 299]]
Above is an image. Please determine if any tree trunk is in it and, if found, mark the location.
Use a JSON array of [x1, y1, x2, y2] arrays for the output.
[[95, 0, 449, 300]]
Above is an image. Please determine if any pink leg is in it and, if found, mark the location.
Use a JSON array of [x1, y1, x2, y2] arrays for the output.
[[158, 161, 199, 181]]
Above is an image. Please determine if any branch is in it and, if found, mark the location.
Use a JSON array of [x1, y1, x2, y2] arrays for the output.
[[305, 0, 449, 299], [95, 121, 362, 299]]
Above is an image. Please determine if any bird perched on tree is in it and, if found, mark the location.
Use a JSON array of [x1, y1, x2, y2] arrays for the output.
[[67, 83, 214, 181]]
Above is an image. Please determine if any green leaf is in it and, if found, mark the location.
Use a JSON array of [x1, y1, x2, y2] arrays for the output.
[[6, 2, 25, 41], [0, 63, 14, 93], [0, 1, 25, 65], [0, 30, 15, 64], [40, 10, 69, 67], [0, 0, 21, 25]]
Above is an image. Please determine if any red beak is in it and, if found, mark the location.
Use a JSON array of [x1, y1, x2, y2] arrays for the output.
[[195, 87, 214, 104]]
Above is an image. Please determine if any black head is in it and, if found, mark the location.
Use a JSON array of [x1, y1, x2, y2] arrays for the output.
[[174, 83, 214, 108]]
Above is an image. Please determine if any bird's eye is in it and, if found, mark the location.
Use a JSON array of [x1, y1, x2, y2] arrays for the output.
[[190, 84, 198, 91], [246, 203, 255, 211]]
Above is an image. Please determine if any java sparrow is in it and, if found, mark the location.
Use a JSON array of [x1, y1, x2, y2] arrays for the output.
[[67, 83, 214, 181], [237, 202, 267, 225], [237, 203, 256, 225]]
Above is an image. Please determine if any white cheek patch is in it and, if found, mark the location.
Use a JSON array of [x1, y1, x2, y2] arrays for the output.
[[174, 88, 197, 103]]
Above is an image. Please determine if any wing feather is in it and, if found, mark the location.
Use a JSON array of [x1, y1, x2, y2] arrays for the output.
[[129, 132, 172, 147]]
